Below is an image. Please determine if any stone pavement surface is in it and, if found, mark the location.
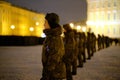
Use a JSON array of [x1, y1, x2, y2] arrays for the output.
[[0, 45, 120, 80]]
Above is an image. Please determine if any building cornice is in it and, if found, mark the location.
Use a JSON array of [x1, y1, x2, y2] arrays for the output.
[[87, 0, 100, 2], [0, 0, 40, 13], [0, 0, 11, 5]]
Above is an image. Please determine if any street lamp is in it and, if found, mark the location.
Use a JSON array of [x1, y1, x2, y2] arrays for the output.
[[10, 25, 15, 35], [29, 27, 34, 36], [10, 25, 15, 30], [29, 27, 34, 32], [82, 27, 86, 32], [69, 23, 74, 29], [76, 25, 81, 32], [36, 22, 39, 26]]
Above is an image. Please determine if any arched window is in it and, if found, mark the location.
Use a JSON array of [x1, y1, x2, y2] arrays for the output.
[[114, 0, 117, 7], [113, 13, 116, 21]]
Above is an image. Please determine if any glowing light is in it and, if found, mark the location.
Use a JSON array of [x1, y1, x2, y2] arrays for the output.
[[86, 21, 94, 25], [29, 27, 34, 32], [36, 22, 39, 25], [69, 23, 74, 29], [10, 25, 15, 30], [87, 20, 120, 26], [76, 25, 81, 30], [82, 27, 86, 32], [41, 33, 46, 38]]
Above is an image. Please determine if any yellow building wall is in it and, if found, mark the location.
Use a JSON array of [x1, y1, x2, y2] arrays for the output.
[[0, 1, 45, 37], [87, 0, 120, 38]]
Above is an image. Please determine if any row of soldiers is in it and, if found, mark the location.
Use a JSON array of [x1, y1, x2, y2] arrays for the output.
[[63, 24, 112, 80], [41, 13, 115, 80], [97, 34, 115, 50]]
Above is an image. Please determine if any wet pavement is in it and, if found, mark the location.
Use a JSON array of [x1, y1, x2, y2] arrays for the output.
[[0, 45, 120, 80]]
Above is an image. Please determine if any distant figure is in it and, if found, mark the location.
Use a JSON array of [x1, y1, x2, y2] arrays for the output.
[[101, 35, 105, 49], [91, 32, 96, 56], [114, 38, 119, 46], [105, 36, 110, 48], [78, 32, 84, 67], [97, 34, 102, 50], [86, 32, 92, 59], [40, 13, 66, 80], [78, 32, 87, 65], [82, 32, 87, 62], [71, 30, 78, 75]]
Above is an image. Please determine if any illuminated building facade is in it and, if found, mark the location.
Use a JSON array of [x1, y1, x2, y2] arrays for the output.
[[0, 1, 45, 37], [87, 0, 120, 38]]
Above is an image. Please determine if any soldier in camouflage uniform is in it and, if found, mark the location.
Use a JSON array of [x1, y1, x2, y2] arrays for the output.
[[63, 24, 76, 80], [41, 13, 66, 80], [77, 32, 84, 67], [81, 32, 87, 62]]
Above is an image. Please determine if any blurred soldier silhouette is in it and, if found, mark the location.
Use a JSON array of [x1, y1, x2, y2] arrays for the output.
[[101, 35, 105, 49], [114, 38, 119, 46], [63, 24, 76, 80], [86, 32, 91, 59], [77, 32, 84, 67], [91, 33, 96, 56], [72, 29, 79, 74], [105, 36, 110, 48], [97, 34, 102, 51], [81, 32, 87, 62]]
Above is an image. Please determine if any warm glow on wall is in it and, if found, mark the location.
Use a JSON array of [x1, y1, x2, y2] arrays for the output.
[[87, 21, 120, 26], [87, 0, 120, 38], [0, 1, 45, 37]]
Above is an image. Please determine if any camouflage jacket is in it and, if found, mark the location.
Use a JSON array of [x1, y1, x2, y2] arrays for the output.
[[63, 30, 76, 63], [42, 27, 66, 79]]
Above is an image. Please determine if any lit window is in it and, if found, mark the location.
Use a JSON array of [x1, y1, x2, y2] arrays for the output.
[[96, 3, 99, 8], [101, 12, 104, 20], [114, 0, 116, 7], [102, 2, 105, 8], [108, 13, 110, 20], [108, 0, 110, 7], [108, 29, 110, 34], [113, 13, 116, 20], [113, 28, 116, 34], [96, 12, 99, 20], [119, 28, 120, 34]]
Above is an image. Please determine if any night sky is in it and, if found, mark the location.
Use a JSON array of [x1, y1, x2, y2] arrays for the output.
[[6, 0, 87, 25]]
